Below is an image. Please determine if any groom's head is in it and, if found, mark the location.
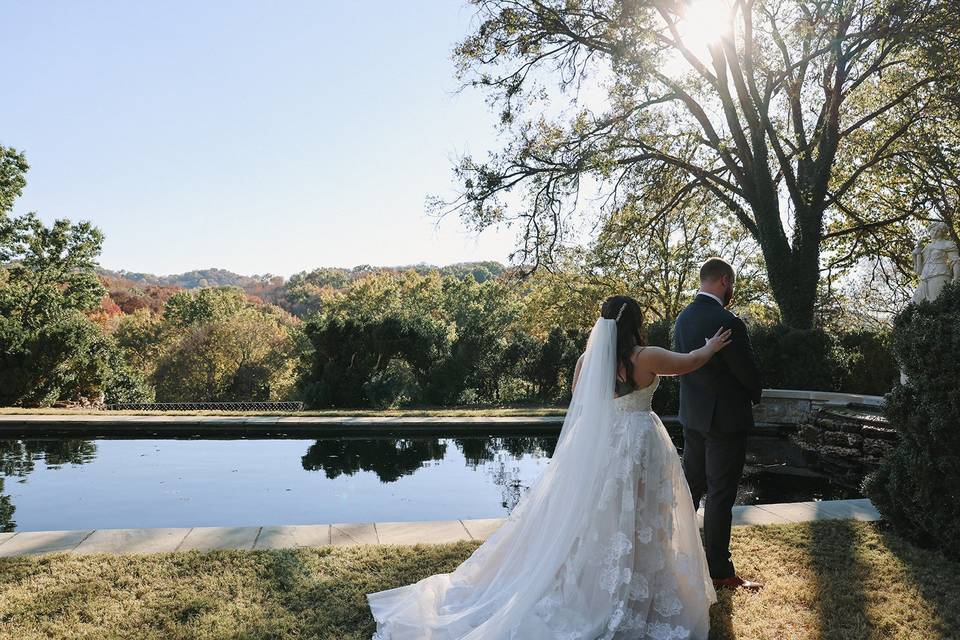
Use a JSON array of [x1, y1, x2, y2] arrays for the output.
[[699, 257, 736, 307]]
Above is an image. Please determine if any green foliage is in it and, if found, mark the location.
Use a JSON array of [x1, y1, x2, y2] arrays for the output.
[[362, 360, 422, 409], [427, 276, 520, 404], [103, 349, 154, 404], [162, 286, 247, 328], [0, 213, 105, 327], [750, 325, 839, 392], [748, 325, 898, 396], [0, 146, 29, 217], [150, 295, 300, 403], [0, 153, 122, 406], [645, 320, 680, 415], [835, 330, 899, 396], [301, 313, 448, 408], [0, 311, 113, 406], [865, 280, 960, 557], [297, 269, 590, 408]]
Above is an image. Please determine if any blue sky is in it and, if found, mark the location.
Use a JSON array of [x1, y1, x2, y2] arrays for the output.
[[2, 1, 518, 277]]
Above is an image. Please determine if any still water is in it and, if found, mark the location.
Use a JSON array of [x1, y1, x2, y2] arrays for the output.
[[0, 435, 861, 532]]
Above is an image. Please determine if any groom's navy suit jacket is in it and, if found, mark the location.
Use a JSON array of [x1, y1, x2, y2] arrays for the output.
[[673, 294, 762, 433]]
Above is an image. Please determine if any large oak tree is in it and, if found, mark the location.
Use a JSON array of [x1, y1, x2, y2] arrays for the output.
[[442, 0, 951, 327]]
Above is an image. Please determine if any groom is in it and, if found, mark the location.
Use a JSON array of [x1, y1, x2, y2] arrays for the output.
[[674, 257, 763, 591]]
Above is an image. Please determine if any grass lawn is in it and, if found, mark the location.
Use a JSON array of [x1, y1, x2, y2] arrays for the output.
[[1, 521, 957, 639], [0, 406, 566, 418]]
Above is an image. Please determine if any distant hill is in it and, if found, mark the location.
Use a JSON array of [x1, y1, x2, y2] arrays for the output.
[[97, 268, 281, 290], [98, 261, 509, 290], [97, 261, 511, 316]]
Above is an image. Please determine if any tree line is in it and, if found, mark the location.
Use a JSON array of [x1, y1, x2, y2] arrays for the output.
[[0, 143, 900, 409]]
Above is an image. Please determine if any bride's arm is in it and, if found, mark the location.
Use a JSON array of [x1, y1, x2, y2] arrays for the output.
[[633, 328, 731, 376], [571, 353, 586, 394]]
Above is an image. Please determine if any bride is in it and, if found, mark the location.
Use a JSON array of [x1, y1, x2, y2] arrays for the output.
[[367, 295, 730, 639]]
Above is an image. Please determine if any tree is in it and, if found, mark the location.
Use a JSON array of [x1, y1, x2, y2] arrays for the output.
[[162, 286, 247, 328], [429, 275, 521, 403], [589, 162, 772, 322], [151, 295, 300, 403], [301, 313, 449, 408], [0, 213, 105, 329], [0, 147, 29, 219], [0, 147, 128, 406], [441, 0, 949, 328]]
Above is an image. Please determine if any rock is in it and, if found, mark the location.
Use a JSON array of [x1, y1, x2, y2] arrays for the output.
[[796, 424, 821, 446], [823, 431, 864, 448], [864, 439, 895, 458]]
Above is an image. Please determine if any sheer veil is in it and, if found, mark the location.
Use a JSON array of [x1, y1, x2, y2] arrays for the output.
[[368, 318, 628, 638]]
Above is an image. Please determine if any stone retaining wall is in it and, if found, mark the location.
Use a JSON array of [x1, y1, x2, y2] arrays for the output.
[[789, 406, 897, 486], [753, 389, 884, 427]]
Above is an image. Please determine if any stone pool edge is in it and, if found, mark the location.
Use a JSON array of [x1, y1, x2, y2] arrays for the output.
[[0, 414, 568, 437], [0, 498, 880, 558]]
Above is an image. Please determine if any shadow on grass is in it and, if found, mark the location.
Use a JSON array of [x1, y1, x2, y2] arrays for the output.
[[709, 588, 736, 639], [249, 543, 480, 639], [807, 519, 872, 640], [877, 524, 960, 638]]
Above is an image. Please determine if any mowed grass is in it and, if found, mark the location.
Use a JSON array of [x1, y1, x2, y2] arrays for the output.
[[1, 521, 957, 640], [0, 406, 566, 418]]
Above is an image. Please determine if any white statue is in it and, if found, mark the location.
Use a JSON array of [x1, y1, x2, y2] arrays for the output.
[[912, 221, 960, 304], [902, 223, 959, 384]]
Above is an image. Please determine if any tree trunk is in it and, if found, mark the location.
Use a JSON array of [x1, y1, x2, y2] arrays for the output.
[[765, 254, 819, 329], [750, 198, 822, 330]]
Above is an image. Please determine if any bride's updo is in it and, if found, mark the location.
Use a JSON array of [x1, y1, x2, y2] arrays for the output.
[[600, 295, 646, 390]]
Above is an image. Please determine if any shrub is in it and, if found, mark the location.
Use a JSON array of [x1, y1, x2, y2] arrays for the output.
[[646, 319, 679, 415], [103, 353, 154, 404], [363, 359, 422, 408], [835, 329, 899, 395], [864, 280, 960, 557], [749, 324, 838, 391], [0, 311, 113, 406], [302, 314, 448, 408]]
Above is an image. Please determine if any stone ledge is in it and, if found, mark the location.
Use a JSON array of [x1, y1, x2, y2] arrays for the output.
[[761, 389, 884, 407], [0, 499, 881, 558]]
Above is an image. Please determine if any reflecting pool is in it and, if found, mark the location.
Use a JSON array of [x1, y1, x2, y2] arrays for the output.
[[0, 434, 861, 532]]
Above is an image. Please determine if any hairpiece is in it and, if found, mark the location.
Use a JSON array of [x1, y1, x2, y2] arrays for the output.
[[615, 302, 627, 323]]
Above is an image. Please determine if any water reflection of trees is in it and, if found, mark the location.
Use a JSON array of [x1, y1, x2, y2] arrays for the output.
[[454, 436, 557, 467], [301, 439, 447, 483], [454, 436, 558, 513], [299, 436, 560, 514], [0, 439, 98, 532]]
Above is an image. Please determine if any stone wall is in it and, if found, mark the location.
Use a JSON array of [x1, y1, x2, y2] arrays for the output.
[[746, 390, 895, 490], [753, 389, 884, 427], [790, 406, 897, 487]]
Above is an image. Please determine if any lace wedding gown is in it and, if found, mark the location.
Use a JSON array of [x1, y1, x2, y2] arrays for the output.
[[368, 320, 716, 639]]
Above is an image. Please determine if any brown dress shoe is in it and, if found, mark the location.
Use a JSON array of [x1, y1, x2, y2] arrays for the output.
[[712, 575, 763, 591]]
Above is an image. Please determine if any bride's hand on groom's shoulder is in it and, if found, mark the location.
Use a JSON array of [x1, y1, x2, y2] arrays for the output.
[[704, 327, 733, 354]]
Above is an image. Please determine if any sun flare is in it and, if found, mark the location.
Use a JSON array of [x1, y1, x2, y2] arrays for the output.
[[675, 0, 734, 55]]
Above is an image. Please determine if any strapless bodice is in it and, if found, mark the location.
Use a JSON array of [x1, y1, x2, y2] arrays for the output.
[[613, 374, 660, 413]]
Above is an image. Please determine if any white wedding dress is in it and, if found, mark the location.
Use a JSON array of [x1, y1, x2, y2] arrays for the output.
[[367, 319, 716, 639]]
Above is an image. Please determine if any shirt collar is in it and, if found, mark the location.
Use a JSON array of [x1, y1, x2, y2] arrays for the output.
[[697, 291, 725, 307]]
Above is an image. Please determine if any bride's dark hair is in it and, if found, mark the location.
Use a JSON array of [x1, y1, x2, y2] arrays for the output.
[[600, 295, 646, 390]]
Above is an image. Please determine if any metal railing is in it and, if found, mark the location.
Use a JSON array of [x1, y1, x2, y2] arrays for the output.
[[106, 401, 304, 412]]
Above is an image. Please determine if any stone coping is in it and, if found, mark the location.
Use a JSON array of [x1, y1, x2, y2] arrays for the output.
[[0, 414, 567, 437], [0, 498, 880, 558], [0, 388, 884, 427], [0, 414, 565, 425], [0, 388, 884, 436], [761, 388, 884, 407]]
